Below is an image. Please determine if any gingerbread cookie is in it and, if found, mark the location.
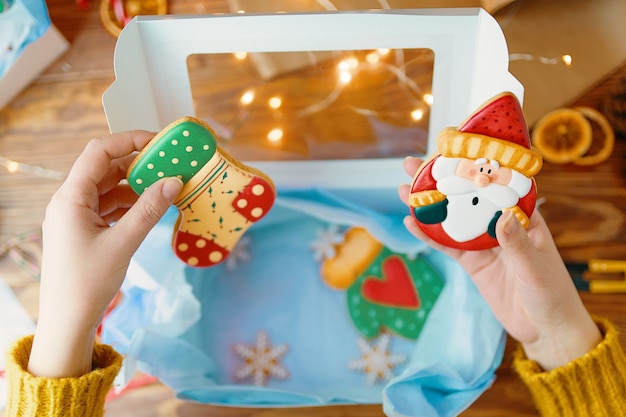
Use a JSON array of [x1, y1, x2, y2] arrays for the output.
[[409, 92, 543, 250], [127, 116, 276, 267], [321, 227, 444, 340]]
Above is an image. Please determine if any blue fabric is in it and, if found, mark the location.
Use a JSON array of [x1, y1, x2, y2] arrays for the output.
[[0, 0, 51, 77], [102, 188, 505, 416]]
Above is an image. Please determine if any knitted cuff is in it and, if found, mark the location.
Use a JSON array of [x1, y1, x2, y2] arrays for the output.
[[4, 335, 122, 417], [513, 317, 626, 416]]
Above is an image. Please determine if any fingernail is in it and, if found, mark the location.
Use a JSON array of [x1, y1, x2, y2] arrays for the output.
[[501, 210, 518, 236], [161, 177, 183, 201]]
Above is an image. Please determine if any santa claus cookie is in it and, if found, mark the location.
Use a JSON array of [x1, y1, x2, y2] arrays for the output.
[[409, 92, 543, 250], [127, 116, 276, 267]]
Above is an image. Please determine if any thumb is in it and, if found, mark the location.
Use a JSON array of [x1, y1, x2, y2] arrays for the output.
[[496, 209, 535, 257], [114, 176, 183, 251]]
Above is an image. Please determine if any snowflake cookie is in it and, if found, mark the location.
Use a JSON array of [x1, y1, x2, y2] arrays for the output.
[[348, 333, 407, 385], [233, 331, 289, 386]]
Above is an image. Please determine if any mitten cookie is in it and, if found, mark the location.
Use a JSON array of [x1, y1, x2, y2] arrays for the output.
[[321, 227, 444, 340], [127, 117, 276, 267], [409, 92, 543, 250]]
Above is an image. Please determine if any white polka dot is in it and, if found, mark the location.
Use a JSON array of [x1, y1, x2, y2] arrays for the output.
[[209, 251, 223, 263], [190, 160, 198, 167], [172, 158, 179, 164], [178, 243, 189, 252], [237, 199, 248, 208], [250, 207, 264, 218], [157, 172, 164, 177], [187, 257, 199, 266], [159, 151, 165, 157], [196, 239, 206, 249], [183, 130, 190, 137], [135, 179, 143, 185], [203, 145, 209, 150], [252, 184, 265, 196], [186, 146, 193, 152], [171, 139, 178, 145], [147, 163, 154, 169]]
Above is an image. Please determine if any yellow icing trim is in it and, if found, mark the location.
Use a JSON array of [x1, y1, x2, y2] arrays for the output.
[[437, 128, 543, 177]]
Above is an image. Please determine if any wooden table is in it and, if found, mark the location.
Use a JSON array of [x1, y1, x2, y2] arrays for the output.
[[1, 0, 625, 415]]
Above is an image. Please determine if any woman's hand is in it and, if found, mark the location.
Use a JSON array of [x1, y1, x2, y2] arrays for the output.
[[28, 131, 183, 378], [398, 156, 601, 371]]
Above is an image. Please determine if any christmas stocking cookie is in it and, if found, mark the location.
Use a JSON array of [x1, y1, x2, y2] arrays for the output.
[[409, 92, 543, 250], [127, 117, 276, 267]]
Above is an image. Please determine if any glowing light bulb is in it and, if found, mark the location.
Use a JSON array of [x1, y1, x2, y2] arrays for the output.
[[365, 52, 380, 64], [562, 54, 572, 67], [346, 57, 358, 69], [377, 48, 390, 56], [6, 160, 19, 173], [234, 51, 248, 60], [268, 96, 282, 109], [423, 93, 434, 106], [267, 128, 283, 143], [339, 71, 352, 85], [240, 90, 255, 105], [410, 109, 424, 121]]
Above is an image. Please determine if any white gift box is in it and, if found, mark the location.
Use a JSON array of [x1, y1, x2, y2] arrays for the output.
[[103, 8, 521, 210]]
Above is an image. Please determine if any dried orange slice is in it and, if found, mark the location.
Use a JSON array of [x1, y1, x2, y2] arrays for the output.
[[531, 108, 592, 164], [572, 106, 615, 166]]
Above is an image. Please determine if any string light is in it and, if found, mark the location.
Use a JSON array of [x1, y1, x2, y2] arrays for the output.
[[240, 89, 255, 105], [267, 128, 283, 143], [1, 155, 66, 180], [234, 51, 247, 60], [410, 108, 424, 121], [268, 96, 282, 109], [509, 53, 573, 67]]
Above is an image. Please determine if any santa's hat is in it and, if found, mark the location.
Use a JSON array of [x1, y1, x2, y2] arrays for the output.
[[436, 92, 543, 177]]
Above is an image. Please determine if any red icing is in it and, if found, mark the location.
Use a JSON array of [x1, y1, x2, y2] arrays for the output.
[[173, 230, 229, 268], [361, 256, 420, 309], [459, 92, 531, 148], [232, 177, 276, 222]]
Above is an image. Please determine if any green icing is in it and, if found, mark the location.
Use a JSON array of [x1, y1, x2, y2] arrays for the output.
[[346, 249, 444, 340], [128, 120, 217, 195]]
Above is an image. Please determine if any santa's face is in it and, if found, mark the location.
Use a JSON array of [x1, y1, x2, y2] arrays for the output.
[[455, 158, 512, 187], [433, 157, 526, 243]]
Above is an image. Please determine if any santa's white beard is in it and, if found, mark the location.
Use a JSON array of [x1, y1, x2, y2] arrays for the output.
[[435, 176, 521, 242]]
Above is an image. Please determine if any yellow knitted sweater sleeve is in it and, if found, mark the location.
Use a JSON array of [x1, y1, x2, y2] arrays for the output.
[[513, 317, 626, 416], [4, 335, 122, 417]]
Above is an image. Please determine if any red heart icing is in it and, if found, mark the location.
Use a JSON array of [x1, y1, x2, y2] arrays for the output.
[[361, 256, 420, 309]]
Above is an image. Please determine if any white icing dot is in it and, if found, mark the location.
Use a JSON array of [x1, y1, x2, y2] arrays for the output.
[[203, 145, 209, 150], [250, 207, 264, 218], [135, 179, 143, 185], [171, 139, 178, 145], [178, 243, 189, 252], [209, 251, 223, 263], [196, 239, 206, 249], [252, 184, 265, 196], [159, 151, 165, 157], [183, 130, 190, 137], [172, 158, 179, 164], [157, 172, 164, 177], [147, 163, 154, 169], [190, 160, 198, 167], [186, 146, 193, 152], [187, 257, 199, 266], [237, 199, 248, 209]]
